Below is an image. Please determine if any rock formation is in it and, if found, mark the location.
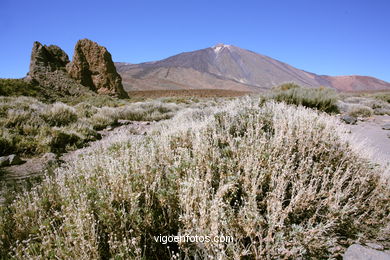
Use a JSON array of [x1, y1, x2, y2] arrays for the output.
[[67, 39, 128, 98], [26, 39, 128, 98], [29, 42, 70, 74], [26, 41, 91, 97]]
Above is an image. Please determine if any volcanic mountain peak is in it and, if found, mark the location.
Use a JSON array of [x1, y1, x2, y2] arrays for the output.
[[116, 44, 390, 92], [213, 43, 232, 53]]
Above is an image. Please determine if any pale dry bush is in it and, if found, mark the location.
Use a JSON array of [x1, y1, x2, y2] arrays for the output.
[[0, 98, 388, 259], [342, 96, 390, 116], [41, 102, 78, 126]]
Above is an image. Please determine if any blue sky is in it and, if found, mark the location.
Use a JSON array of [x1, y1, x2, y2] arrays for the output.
[[1, 0, 389, 81]]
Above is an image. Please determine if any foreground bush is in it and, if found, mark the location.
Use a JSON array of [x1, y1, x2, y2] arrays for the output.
[[269, 84, 340, 113], [0, 99, 388, 259]]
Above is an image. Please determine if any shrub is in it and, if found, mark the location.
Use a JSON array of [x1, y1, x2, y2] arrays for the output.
[[0, 99, 388, 259], [269, 85, 340, 113], [41, 102, 78, 126], [0, 79, 41, 97], [272, 82, 301, 91], [372, 92, 390, 103], [341, 95, 390, 116], [89, 107, 118, 130], [3, 109, 33, 128], [49, 129, 83, 153], [348, 105, 374, 117]]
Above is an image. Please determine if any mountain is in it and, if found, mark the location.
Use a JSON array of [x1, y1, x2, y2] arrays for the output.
[[116, 44, 390, 92]]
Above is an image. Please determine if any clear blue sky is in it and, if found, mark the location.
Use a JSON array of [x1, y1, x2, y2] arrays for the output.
[[1, 0, 389, 82]]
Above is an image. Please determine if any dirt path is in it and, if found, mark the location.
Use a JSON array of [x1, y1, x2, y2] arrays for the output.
[[345, 115, 390, 167]]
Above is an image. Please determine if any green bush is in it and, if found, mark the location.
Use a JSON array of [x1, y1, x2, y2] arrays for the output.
[[269, 84, 340, 113], [0, 79, 41, 97]]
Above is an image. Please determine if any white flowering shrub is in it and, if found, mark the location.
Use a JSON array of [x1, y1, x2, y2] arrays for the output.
[[0, 98, 388, 259]]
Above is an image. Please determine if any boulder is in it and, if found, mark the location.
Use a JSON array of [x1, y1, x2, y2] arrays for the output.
[[8, 154, 23, 165], [344, 244, 390, 260], [0, 156, 10, 167], [382, 123, 390, 130], [341, 115, 357, 125], [0, 154, 24, 167], [67, 39, 128, 98]]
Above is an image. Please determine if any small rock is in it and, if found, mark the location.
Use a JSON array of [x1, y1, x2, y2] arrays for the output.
[[341, 115, 357, 125], [382, 124, 390, 130], [0, 156, 10, 167], [118, 119, 131, 125], [7, 154, 23, 166], [365, 243, 384, 251], [374, 108, 387, 115], [344, 244, 390, 260], [42, 152, 57, 161]]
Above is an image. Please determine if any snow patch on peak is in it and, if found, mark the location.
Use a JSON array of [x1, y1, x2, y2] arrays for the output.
[[213, 43, 231, 53]]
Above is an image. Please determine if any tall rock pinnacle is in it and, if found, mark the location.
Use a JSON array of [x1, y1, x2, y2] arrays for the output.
[[67, 39, 128, 98]]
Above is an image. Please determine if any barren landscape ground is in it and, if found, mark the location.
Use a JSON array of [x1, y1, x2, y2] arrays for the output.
[[1, 85, 389, 259]]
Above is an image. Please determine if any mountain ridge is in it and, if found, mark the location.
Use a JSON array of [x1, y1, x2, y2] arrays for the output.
[[116, 44, 390, 92]]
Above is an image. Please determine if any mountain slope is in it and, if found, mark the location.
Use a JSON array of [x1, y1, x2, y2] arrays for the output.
[[320, 75, 390, 91], [116, 44, 390, 92]]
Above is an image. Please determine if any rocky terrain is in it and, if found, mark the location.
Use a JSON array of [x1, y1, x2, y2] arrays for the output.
[[116, 44, 390, 92]]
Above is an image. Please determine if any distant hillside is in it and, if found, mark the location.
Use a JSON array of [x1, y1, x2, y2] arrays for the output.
[[116, 44, 390, 92]]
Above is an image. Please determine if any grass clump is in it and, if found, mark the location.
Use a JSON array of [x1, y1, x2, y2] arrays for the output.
[[0, 99, 388, 259], [269, 83, 340, 113]]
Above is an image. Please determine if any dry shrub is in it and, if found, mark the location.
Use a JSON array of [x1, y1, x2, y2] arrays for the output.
[[41, 102, 78, 127], [0, 99, 388, 259], [348, 105, 374, 117], [269, 84, 339, 113]]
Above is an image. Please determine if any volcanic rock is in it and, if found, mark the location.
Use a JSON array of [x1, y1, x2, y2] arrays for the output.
[[341, 115, 357, 125], [343, 244, 390, 260], [26, 41, 91, 96], [67, 39, 128, 98]]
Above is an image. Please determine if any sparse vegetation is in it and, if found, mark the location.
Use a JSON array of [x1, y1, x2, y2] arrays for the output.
[[0, 96, 181, 157], [268, 83, 340, 113], [339, 93, 390, 116], [0, 79, 42, 98], [0, 98, 388, 259], [128, 89, 251, 99]]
